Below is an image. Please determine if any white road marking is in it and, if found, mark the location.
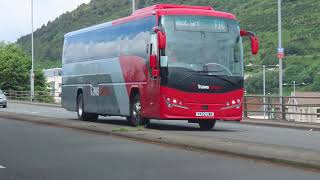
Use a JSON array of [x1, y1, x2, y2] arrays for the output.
[[0, 165, 6, 169]]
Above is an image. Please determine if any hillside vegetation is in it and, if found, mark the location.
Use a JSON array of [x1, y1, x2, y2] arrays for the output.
[[16, 0, 320, 92]]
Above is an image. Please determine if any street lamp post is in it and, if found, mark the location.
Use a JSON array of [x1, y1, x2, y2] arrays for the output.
[[278, 0, 283, 116], [263, 65, 266, 119], [30, 0, 35, 102]]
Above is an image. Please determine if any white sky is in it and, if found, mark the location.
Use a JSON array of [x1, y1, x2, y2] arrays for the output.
[[0, 0, 91, 42]]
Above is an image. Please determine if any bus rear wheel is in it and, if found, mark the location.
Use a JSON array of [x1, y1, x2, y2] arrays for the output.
[[77, 93, 98, 121], [129, 94, 149, 127], [199, 120, 216, 130]]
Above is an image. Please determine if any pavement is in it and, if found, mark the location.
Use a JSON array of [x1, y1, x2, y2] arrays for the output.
[[242, 118, 320, 131], [1, 102, 320, 170], [8, 100, 320, 131], [1, 118, 319, 180]]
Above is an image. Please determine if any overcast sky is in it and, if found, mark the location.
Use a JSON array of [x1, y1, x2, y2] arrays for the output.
[[0, 0, 91, 42]]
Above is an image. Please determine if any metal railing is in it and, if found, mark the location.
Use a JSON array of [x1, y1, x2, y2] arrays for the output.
[[244, 95, 320, 123], [4, 90, 61, 105], [3, 90, 320, 123]]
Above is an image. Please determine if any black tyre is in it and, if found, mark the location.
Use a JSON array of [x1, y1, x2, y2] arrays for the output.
[[77, 93, 98, 121], [199, 120, 216, 130], [129, 94, 149, 127]]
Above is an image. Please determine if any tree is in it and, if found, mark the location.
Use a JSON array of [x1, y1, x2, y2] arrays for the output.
[[311, 75, 320, 91], [0, 41, 6, 47], [245, 70, 279, 95], [0, 44, 47, 91]]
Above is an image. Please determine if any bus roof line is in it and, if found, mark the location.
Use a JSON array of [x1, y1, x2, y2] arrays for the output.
[[64, 22, 112, 38], [132, 4, 214, 16], [64, 12, 152, 38]]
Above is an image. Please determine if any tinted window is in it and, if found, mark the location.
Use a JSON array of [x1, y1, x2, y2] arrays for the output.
[[64, 16, 156, 64]]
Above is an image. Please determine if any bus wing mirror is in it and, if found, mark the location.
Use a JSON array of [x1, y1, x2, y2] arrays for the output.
[[250, 36, 259, 55], [157, 31, 166, 49], [240, 30, 259, 55], [153, 26, 166, 49]]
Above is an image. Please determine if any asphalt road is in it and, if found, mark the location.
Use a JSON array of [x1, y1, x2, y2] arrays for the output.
[[2, 102, 320, 152], [0, 118, 319, 180]]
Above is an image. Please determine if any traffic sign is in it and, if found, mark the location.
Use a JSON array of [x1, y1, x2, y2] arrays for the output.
[[278, 48, 284, 53], [277, 48, 285, 59], [277, 52, 285, 59]]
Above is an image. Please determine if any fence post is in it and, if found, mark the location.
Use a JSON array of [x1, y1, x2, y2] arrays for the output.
[[243, 96, 248, 118], [282, 96, 286, 120], [267, 94, 271, 119]]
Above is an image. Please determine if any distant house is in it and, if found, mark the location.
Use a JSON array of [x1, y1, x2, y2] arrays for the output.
[[287, 92, 320, 123], [43, 68, 62, 103]]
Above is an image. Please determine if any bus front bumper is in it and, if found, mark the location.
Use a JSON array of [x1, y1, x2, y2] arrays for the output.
[[159, 101, 243, 121]]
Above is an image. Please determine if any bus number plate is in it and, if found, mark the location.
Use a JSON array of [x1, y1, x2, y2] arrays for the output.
[[196, 112, 214, 117]]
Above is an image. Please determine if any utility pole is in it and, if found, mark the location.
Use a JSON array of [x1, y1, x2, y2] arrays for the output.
[[278, 0, 283, 118], [132, 0, 135, 13], [30, 0, 35, 102]]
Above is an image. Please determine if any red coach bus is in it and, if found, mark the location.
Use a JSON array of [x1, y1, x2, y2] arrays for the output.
[[62, 4, 259, 129]]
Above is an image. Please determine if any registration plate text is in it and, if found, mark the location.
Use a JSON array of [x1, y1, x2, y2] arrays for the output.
[[196, 112, 214, 117]]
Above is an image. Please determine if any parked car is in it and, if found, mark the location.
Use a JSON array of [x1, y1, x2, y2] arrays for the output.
[[0, 90, 7, 108]]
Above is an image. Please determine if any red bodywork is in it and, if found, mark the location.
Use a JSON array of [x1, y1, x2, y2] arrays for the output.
[[160, 87, 243, 121], [116, 4, 243, 121]]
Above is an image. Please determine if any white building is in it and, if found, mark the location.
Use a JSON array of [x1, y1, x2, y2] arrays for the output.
[[43, 68, 62, 103], [287, 92, 320, 123]]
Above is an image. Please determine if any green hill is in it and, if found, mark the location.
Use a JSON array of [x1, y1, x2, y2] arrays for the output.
[[16, 0, 320, 92]]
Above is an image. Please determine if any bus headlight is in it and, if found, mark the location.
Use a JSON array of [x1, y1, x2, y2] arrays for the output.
[[164, 96, 189, 109], [221, 99, 242, 110]]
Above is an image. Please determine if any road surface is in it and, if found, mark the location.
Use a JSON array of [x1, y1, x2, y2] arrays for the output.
[[0, 117, 319, 180], [2, 102, 320, 152]]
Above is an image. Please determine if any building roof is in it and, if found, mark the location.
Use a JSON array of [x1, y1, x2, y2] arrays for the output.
[[289, 92, 320, 105]]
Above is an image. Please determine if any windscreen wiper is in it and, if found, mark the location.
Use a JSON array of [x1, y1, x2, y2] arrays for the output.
[[175, 71, 198, 85], [176, 70, 238, 87], [193, 71, 238, 86]]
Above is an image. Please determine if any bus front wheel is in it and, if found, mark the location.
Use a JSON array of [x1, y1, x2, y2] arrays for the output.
[[77, 93, 98, 121], [129, 94, 149, 127], [199, 120, 216, 130]]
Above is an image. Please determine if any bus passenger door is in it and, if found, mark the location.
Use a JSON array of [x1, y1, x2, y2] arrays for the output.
[[143, 33, 161, 118]]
